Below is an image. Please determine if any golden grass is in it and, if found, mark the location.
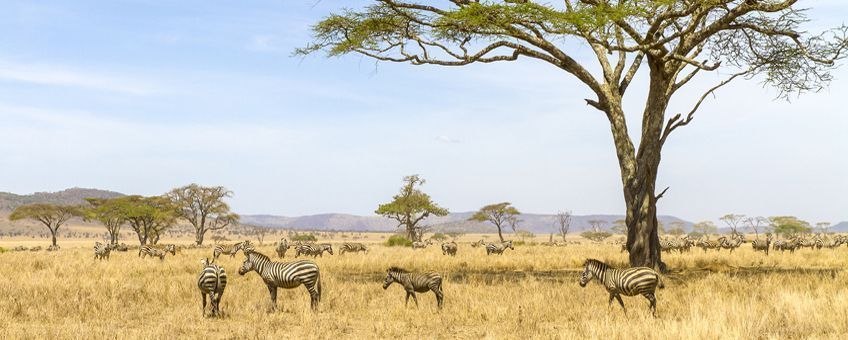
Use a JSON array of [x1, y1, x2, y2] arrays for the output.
[[1, 238, 847, 339]]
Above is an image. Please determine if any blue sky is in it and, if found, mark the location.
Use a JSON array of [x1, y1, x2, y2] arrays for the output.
[[0, 1, 846, 225]]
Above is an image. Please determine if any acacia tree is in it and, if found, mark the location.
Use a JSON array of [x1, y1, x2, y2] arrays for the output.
[[376, 175, 449, 241], [84, 198, 126, 245], [692, 221, 718, 236], [469, 202, 521, 242], [113, 195, 177, 250], [9, 204, 81, 246], [815, 221, 830, 234], [720, 213, 745, 236], [168, 184, 239, 246], [587, 219, 608, 232], [300, 1, 848, 270], [744, 216, 770, 238], [556, 210, 572, 241]]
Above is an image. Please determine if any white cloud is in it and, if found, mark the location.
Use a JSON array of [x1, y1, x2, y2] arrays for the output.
[[0, 59, 158, 95]]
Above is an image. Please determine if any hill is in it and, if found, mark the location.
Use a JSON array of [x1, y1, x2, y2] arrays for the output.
[[0, 188, 124, 211], [831, 221, 848, 232]]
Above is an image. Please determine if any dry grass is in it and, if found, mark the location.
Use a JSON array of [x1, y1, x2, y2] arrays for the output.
[[1, 236, 847, 339]]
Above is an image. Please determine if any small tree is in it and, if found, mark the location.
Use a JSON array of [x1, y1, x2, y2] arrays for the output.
[[168, 184, 239, 246], [83, 198, 126, 245], [720, 214, 746, 236], [668, 227, 685, 237], [376, 175, 448, 241], [770, 216, 812, 238], [516, 230, 535, 242], [744, 216, 770, 239], [446, 232, 464, 241], [587, 219, 608, 233], [430, 233, 449, 242], [249, 225, 270, 245], [555, 211, 572, 242], [816, 222, 831, 234], [581, 230, 612, 243], [692, 221, 718, 236], [10, 204, 81, 246], [469, 202, 520, 242]]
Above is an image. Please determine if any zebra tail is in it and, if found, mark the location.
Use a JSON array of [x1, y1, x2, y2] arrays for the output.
[[317, 272, 323, 300]]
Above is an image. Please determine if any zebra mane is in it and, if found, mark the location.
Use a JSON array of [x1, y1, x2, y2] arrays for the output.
[[584, 258, 610, 271], [246, 250, 271, 261], [387, 266, 409, 273]]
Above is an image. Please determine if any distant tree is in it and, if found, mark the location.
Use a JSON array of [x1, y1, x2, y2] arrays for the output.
[[291, 232, 318, 242], [9, 204, 81, 246], [300, 0, 848, 270], [816, 222, 831, 234], [720, 214, 746, 236], [446, 232, 464, 241], [555, 211, 572, 242], [744, 216, 770, 239], [516, 230, 535, 242], [610, 219, 627, 235], [770, 216, 812, 238], [587, 219, 608, 232], [113, 196, 177, 248], [430, 233, 449, 242], [83, 198, 126, 245], [168, 184, 239, 246], [249, 225, 271, 245], [581, 230, 612, 243], [668, 227, 685, 237], [469, 202, 521, 242], [376, 175, 448, 241], [692, 221, 718, 236]]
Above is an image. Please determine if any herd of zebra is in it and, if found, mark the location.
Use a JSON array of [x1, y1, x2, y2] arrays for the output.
[[629, 234, 848, 255]]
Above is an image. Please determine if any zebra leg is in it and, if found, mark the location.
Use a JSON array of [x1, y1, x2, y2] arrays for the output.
[[215, 290, 224, 317], [405, 292, 411, 307], [306, 283, 320, 311], [614, 294, 626, 314], [433, 287, 444, 309], [411, 292, 419, 308], [267, 285, 278, 312], [645, 293, 657, 317], [608, 294, 615, 309], [201, 293, 207, 317]]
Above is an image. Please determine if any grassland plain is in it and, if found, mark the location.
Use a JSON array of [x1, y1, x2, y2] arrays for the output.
[[1, 235, 847, 339]]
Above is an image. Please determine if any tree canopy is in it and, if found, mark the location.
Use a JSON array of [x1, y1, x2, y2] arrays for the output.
[[376, 175, 448, 241], [770, 216, 811, 237], [111, 195, 177, 248], [168, 184, 239, 245], [83, 198, 127, 245], [469, 202, 521, 242], [10, 204, 82, 246]]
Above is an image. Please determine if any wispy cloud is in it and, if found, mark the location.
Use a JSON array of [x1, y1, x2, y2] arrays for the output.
[[0, 60, 158, 95], [436, 135, 462, 144]]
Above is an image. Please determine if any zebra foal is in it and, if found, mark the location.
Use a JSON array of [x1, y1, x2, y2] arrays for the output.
[[579, 259, 664, 317], [382, 267, 443, 309]]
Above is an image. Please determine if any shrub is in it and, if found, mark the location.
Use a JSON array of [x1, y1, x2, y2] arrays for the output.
[[580, 230, 612, 242], [385, 235, 413, 247], [291, 233, 317, 242], [430, 233, 448, 241]]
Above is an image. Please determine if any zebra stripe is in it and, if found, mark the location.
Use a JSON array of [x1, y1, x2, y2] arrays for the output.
[[140, 246, 166, 260], [295, 244, 332, 258], [276, 239, 290, 258], [382, 267, 443, 309], [93, 242, 111, 261], [340, 242, 367, 255], [198, 258, 227, 317], [213, 241, 248, 260], [751, 237, 772, 255], [579, 259, 664, 317], [238, 251, 321, 311], [412, 240, 432, 249], [486, 240, 513, 255]]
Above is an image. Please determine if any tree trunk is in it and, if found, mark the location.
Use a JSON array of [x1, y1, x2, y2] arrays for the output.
[[496, 225, 504, 242], [196, 229, 205, 246], [50, 230, 58, 247]]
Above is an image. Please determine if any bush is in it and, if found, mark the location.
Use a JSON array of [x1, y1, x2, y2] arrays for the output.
[[580, 230, 612, 242], [385, 235, 413, 247], [291, 233, 317, 242], [430, 233, 448, 241]]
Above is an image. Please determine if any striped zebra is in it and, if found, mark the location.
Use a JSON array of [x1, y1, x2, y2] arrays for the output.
[[140, 244, 175, 259], [412, 240, 432, 249], [486, 240, 514, 255], [340, 242, 367, 255], [382, 267, 444, 309], [774, 238, 800, 253], [441, 242, 457, 256], [276, 239, 290, 258], [295, 244, 332, 258], [213, 241, 247, 260], [697, 238, 720, 253], [659, 239, 677, 253], [238, 251, 322, 311], [198, 258, 227, 317], [94, 242, 111, 260], [751, 237, 772, 255], [470, 239, 485, 248], [47, 244, 60, 252], [718, 235, 745, 253], [114, 243, 129, 252], [579, 259, 664, 317]]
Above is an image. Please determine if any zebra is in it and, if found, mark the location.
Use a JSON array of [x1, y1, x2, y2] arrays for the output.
[[382, 267, 444, 309], [238, 251, 322, 311], [659, 239, 678, 253], [579, 259, 664, 317], [718, 234, 745, 253], [751, 236, 772, 255], [141, 247, 166, 261], [94, 242, 111, 261], [412, 240, 432, 249], [441, 242, 457, 256], [213, 241, 247, 260], [340, 242, 368, 255], [275, 239, 290, 258], [140, 245, 175, 259], [470, 239, 485, 248], [295, 244, 332, 258], [46, 244, 60, 252], [30, 246, 42, 252], [774, 238, 800, 253], [114, 243, 129, 252], [486, 240, 514, 255], [198, 258, 227, 317], [696, 237, 720, 253]]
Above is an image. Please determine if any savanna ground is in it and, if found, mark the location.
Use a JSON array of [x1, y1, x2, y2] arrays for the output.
[[1, 233, 847, 339]]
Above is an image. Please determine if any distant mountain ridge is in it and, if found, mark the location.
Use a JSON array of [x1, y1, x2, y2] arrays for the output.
[[0, 188, 124, 211]]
